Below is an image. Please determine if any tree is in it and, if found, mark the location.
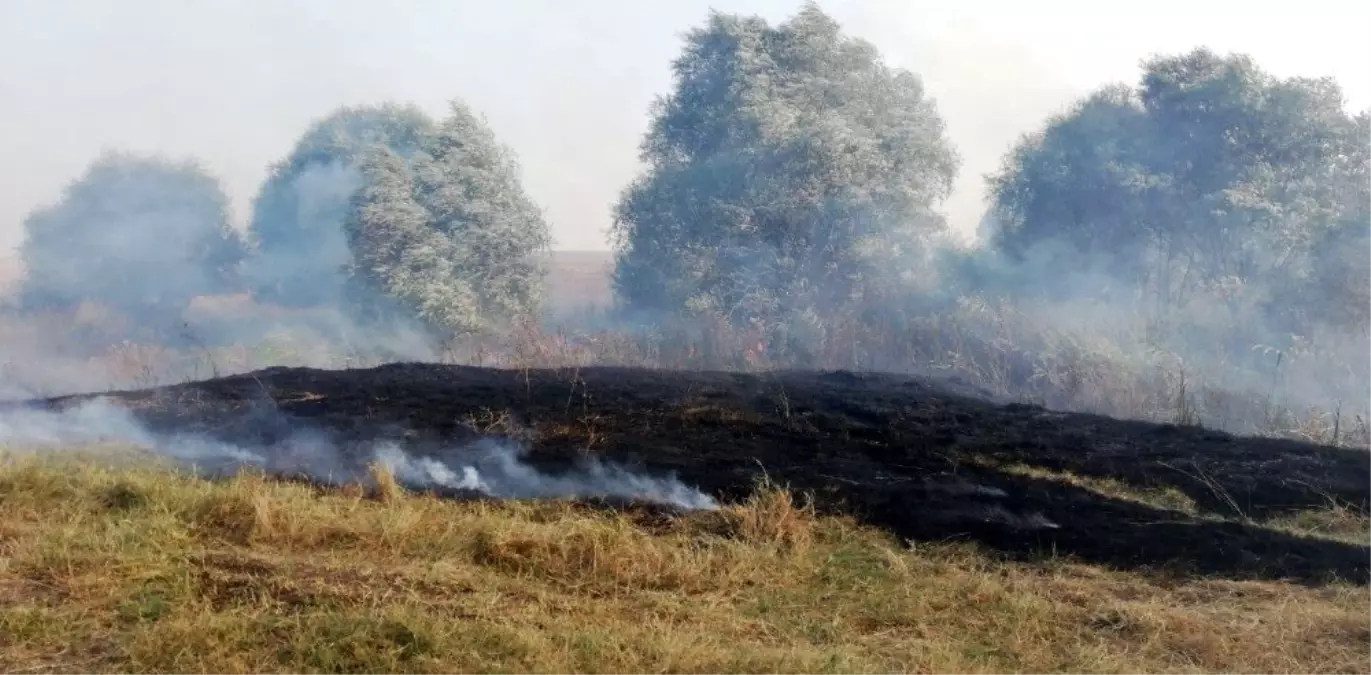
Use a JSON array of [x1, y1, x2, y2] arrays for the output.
[[1285, 110, 1371, 331], [988, 49, 1367, 318], [343, 101, 551, 338], [17, 151, 246, 328], [611, 4, 959, 335], [245, 103, 435, 307], [985, 86, 1156, 286]]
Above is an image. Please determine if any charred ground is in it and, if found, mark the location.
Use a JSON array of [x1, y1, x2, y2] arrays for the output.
[[26, 363, 1371, 586]]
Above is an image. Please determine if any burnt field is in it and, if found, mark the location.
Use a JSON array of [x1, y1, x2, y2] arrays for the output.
[[21, 362, 1371, 586]]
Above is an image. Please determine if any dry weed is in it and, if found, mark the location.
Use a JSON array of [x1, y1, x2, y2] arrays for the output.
[[1, 453, 1362, 673]]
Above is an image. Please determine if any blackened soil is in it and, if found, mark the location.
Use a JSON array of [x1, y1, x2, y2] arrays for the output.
[[30, 363, 1371, 585]]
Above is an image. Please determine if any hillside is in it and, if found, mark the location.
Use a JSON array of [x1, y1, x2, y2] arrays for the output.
[[8, 367, 1371, 672], [4, 363, 1369, 672], [21, 363, 1370, 584]]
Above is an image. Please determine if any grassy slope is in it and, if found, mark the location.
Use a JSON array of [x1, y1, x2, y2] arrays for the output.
[[0, 451, 1366, 674]]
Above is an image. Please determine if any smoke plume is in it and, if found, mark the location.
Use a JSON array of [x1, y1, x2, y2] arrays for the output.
[[0, 397, 719, 511]]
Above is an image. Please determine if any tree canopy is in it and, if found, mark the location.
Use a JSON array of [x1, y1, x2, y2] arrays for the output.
[[611, 3, 959, 332], [245, 103, 436, 307], [987, 48, 1369, 326], [342, 101, 551, 338], [17, 151, 246, 327]]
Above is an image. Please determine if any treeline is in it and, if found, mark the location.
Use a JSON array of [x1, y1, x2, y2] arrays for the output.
[[15, 101, 550, 345], [11, 3, 1368, 359], [981, 52, 1368, 334]]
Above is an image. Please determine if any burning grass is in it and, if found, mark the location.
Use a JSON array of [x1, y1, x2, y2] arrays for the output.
[[0, 451, 1366, 674]]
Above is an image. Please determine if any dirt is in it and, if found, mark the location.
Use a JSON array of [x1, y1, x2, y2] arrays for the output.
[[24, 363, 1371, 586]]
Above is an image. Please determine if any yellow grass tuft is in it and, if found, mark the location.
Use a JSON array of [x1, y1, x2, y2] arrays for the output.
[[367, 460, 405, 504], [716, 479, 816, 553], [186, 481, 275, 544]]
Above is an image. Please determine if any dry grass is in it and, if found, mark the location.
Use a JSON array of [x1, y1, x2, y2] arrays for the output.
[[980, 460, 1371, 547], [0, 450, 1366, 674], [981, 460, 1205, 515]]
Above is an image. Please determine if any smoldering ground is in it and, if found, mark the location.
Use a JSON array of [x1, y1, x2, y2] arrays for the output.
[[0, 395, 719, 511], [11, 361, 1365, 585]]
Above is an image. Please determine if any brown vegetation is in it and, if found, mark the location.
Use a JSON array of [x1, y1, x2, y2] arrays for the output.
[[0, 453, 1365, 673]]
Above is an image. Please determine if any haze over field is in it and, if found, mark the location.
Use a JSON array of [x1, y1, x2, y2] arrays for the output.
[[1, 0, 1367, 252], [0, 8, 1367, 671], [0, 0, 1366, 457], [0, 256, 18, 293]]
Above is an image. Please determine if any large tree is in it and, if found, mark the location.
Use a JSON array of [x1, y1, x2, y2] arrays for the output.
[[245, 103, 435, 307], [988, 48, 1368, 320], [1284, 110, 1371, 330], [983, 85, 1156, 284], [17, 151, 246, 327], [343, 101, 551, 338], [611, 4, 959, 330]]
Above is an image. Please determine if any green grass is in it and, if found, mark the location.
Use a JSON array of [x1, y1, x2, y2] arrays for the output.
[[0, 449, 1366, 673]]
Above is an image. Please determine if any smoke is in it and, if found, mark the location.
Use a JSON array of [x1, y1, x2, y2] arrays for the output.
[[238, 161, 362, 311], [877, 247, 1360, 433], [372, 441, 718, 510], [0, 143, 441, 399], [0, 397, 719, 511], [0, 0, 1363, 449]]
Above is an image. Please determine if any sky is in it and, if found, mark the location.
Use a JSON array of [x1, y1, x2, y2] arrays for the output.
[[1, 0, 1367, 254]]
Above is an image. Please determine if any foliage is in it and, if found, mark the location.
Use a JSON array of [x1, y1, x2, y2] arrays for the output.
[[343, 101, 552, 338], [611, 3, 959, 341], [17, 151, 246, 330], [245, 103, 436, 307], [1286, 111, 1371, 330], [983, 86, 1155, 285], [987, 48, 1369, 329]]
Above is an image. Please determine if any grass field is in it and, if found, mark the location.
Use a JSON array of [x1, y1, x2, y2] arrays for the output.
[[2, 250, 1368, 673], [0, 450, 1366, 674]]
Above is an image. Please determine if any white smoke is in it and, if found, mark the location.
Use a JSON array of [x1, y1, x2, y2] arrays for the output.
[[0, 397, 718, 511], [372, 440, 718, 510]]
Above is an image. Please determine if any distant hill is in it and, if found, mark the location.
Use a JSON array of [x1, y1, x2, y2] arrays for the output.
[[543, 249, 615, 313], [0, 256, 19, 298]]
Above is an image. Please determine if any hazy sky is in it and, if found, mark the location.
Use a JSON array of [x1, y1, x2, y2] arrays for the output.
[[1, 0, 1367, 253]]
